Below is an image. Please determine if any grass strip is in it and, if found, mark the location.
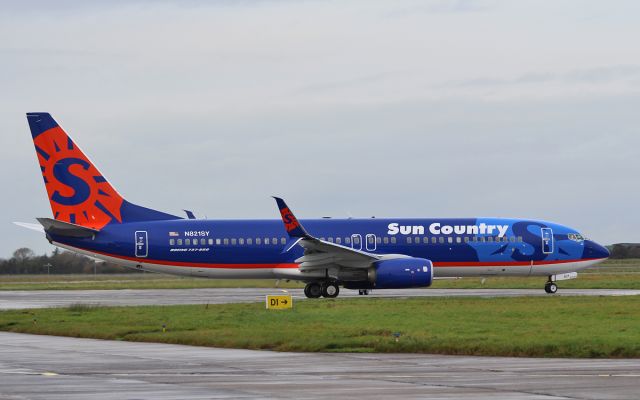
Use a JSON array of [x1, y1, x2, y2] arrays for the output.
[[1, 296, 639, 358]]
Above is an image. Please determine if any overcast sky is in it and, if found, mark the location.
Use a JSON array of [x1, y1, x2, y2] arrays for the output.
[[1, 0, 639, 258]]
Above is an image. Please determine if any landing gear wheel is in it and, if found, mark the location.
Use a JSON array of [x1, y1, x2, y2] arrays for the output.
[[304, 282, 322, 298], [322, 282, 340, 298], [544, 282, 558, 294], [358, 289, 370, 296]]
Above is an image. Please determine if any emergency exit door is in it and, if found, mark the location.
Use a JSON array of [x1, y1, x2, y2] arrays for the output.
[[541, 228, 553, 254], [135, 231, 148, 258]]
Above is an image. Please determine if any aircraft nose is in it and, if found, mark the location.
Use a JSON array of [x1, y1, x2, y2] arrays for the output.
[[583, 240, 610, 260]]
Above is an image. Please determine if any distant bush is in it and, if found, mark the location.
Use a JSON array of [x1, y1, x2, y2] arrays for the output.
[[608, 243, 640, 259], [0, 247, 139, 274]]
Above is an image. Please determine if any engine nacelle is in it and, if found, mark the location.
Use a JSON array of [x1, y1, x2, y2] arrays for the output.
[[370, 257, 434, 289]]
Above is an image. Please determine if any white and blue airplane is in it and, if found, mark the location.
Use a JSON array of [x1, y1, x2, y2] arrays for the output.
[[17, 113, 610, 298]]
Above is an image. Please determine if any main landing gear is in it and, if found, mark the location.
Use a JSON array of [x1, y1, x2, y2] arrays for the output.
[[544, 279, 558, 294], [358, 289, 370, 296], [304, 281, 340, 299]]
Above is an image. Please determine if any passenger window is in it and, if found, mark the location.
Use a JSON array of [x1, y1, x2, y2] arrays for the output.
[[200, 238, 206, 245], [345, 237, 351, 244], [432, 237, 437, 244], [480, 237, 486, 242], [414, 236, 420, 244], [208, 239, 213, 245], [328, 237, 334, 243], [231, 238, 237, 245], [383, 237, 389, 244], [264, 238, 270, 245], [423, 237, 428, 244], [247, 238, 253, 245], [272, 237, 277, 245], [239, 238, 244, 245], [464, 237, 469, 243], [510, 236, 516, 243], [336, 237, 342, 244], [281, 238, 286, 245], [407, 237, 412, 244], [391, 237, 397, 244], [223, 238, 229, 245], [376, 237, 381, 244], [177, 239, 183, 245], [185, 239, 191, 245], [487, 237, 493, 242], [216, 238, 221, 245], [256, 238, 261, 245], [439, 237, 445, 244], [448, 237, 453, 244], [169, 239, 175, 246], [456, 237, 461, 243], [517, 236, 523, 242], [353, 237, 360, 245], [368, 236, 374, 244]]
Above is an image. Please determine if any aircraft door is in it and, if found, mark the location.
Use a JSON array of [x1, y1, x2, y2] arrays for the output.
[[365, 234, 377, 251], [135, 231, 148, 258], [351, 234, 362, 250], [541, 228, 553, 254]]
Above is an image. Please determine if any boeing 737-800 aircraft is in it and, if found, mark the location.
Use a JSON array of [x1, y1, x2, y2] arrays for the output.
[[17, 113, 610, 298]]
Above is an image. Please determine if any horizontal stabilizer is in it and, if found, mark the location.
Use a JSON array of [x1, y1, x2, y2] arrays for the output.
[[36, 217, 100, 238], [13, 221, 45, 233]]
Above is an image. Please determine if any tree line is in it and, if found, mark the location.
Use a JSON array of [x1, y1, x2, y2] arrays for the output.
[[607, 243, 640, 259], [0, 247, 137, 274]]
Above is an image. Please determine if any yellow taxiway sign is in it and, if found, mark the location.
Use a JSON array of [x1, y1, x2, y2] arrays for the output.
[[265, 294, 293, 309]]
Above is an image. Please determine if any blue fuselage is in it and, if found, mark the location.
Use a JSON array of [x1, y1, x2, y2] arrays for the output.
[[50, 217, 610, 281]]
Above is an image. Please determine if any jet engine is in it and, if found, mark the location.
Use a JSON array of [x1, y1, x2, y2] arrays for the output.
[[344, 257, 434, 289]]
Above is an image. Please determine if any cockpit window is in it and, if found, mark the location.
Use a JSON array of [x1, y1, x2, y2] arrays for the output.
[[568, 233, 587, 242]]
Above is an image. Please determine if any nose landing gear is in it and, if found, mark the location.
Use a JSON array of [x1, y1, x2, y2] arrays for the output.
[[544, 280, 558, 294]]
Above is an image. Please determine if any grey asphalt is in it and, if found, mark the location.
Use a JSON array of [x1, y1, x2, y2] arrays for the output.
[[1, 288, 640, 310], [1, 332, 639, 400]]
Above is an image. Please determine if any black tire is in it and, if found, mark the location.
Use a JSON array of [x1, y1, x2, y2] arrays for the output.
[[322, 282, 340, 298], [305, 282, 322, 299], [545, 282, 558, 294]]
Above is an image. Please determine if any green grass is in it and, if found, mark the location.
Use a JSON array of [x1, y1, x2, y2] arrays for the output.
[[1, 259, 639, 290], [1, 296, 640, 358]]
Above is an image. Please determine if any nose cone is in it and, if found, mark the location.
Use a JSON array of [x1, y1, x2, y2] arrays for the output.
[[583, 240, 610, 260]]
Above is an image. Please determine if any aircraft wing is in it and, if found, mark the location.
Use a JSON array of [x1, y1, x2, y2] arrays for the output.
[[273, 197, 407, 272]]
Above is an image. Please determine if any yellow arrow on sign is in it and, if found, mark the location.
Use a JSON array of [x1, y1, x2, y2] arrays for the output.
[[266, 294, 293, 310]]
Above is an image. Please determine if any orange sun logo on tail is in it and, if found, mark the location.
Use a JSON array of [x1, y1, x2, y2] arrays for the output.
[[34, 126, 123, 229]]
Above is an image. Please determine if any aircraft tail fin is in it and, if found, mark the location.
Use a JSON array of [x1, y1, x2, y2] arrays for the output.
[[26, 112, 180, 229]]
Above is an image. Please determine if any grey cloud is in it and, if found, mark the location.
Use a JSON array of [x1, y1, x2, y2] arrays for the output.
[[438, 65, 640, 89]]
